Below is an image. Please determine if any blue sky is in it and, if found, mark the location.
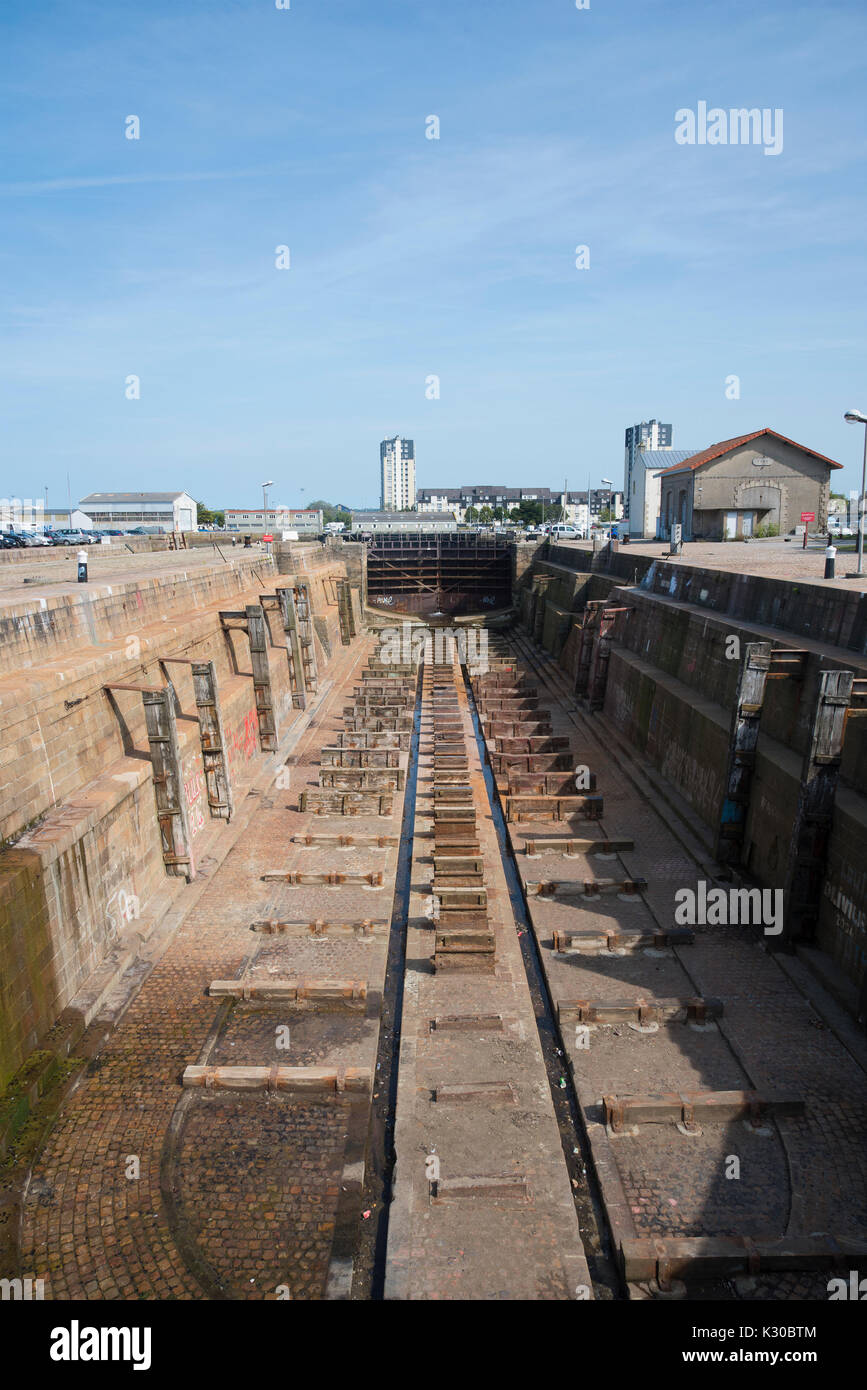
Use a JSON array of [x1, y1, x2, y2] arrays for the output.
[[1, 0, 866, 510]]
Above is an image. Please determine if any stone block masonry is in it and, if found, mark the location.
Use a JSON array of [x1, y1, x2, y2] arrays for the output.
[[516, 547, 867, 1000], [0, 546, 355, 1090]]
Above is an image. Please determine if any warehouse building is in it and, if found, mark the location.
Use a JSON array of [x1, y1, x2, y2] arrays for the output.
[[351, 510, 457, 534], [79, 491, 197, 533], [657, 429, 841, 541]]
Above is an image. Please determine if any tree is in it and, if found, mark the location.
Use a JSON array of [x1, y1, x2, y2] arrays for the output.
[[196, 502, 226, 527], [309, 498, 352, 526], [478, 505, 494, 524], [511, 499, 544, 526], [464, 506, 479, 522]]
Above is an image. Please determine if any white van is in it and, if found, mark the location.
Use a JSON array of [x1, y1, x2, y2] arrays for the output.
[[550, 524, 584, 540]]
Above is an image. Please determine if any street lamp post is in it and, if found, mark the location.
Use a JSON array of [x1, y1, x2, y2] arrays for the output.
[[843, 411, 867, 578], [839, 408, 867, 578], [600, 478, 613, 538], [261, 479, 274, 543]]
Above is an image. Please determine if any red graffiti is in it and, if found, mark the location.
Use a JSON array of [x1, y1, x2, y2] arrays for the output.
[[183, 761, 206, 837], [241, 709, 258, 758], [227, 708, 259, 766]]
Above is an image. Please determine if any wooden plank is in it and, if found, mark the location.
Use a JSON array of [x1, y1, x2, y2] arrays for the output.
[[208, 978, 368, 1003], [503, 793, 603, 823], [603, 1090, 805, 1133], [557, 996, 723, 1025], [182, 1065, 371, 1094], [251, 918, 387, 937], [525, 877, 646, 899]]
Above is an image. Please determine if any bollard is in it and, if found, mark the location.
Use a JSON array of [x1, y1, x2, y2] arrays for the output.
[[77, 548, 88, 583], [824, 544, 837, 580]]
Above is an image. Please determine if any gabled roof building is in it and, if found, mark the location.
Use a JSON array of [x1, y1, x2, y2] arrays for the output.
[[656, 429, 841, 541]]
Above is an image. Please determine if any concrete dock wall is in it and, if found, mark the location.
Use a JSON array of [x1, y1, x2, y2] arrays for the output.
[[0, 548, 353, 1089], [519, 547, 867, 997]]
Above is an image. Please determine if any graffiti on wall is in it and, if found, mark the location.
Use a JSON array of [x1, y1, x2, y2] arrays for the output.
[[183, 761, 206, 838]]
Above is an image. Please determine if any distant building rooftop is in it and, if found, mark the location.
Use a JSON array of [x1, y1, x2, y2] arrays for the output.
[[637, 449, 701, 471], [351, 510, 456, 524], [79, 491, 190, 504]]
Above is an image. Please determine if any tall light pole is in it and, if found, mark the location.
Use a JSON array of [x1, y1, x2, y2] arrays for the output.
[[843, 412, 867, 578], [601, 477, 613, 537], [261, 479, 274, 538]]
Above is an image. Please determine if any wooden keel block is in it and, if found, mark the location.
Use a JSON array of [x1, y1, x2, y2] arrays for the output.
[[182, 1065, 372, 1094]]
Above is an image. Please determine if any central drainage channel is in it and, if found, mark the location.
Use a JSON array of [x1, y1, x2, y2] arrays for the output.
[[351, 665, 422, 1299]]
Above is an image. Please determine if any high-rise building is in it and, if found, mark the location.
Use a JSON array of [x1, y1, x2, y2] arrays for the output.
[[624, 420, 672, 520], [380, 436, 416, 510]]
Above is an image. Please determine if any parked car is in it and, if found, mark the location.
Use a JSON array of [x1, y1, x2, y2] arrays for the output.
[[51, 529, 89, 546], [549, 524, 584, 540], [1, 531, 27, 547]]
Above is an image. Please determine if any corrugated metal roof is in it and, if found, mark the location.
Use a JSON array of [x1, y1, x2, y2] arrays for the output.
[[637, 449, 700, 470]]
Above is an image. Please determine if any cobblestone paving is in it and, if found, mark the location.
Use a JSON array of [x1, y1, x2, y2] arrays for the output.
[[18, 633, 398, 1300], [173, 1094, 348, 1299]]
